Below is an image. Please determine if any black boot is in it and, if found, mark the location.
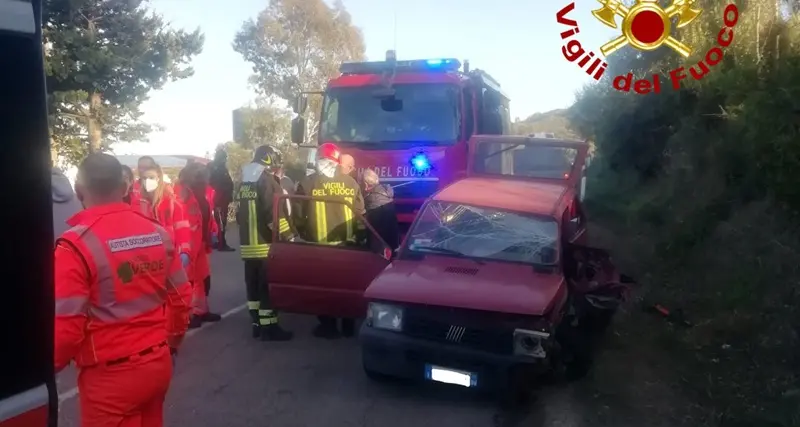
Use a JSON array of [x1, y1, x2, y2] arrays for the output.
[[251, 323, 260, 339], [341, 318, 355, 338], [312, 322, 341, 339], [188, 315, 203, 329], [200, 312, 222, 322], [260, 324, 294, 341]]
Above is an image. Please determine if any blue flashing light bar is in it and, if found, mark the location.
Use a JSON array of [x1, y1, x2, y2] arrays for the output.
[[339, 58, 461, 75], [410, 153, 431, 173]]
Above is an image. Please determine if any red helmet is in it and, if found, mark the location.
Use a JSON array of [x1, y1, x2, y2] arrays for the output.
[[317, 142, 341, 164]]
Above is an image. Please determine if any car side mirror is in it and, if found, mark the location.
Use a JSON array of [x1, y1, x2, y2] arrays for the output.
[[540, 246, 557, 265], [291, 117, 306, 144]]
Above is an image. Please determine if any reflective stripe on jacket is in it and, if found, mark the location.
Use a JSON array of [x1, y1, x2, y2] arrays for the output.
[[54, 203, 191, 370], [295, 172, 364, 244], [236, 162, 292, 259]]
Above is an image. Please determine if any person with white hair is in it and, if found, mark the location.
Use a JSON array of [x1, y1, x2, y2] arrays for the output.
[[362, 169, 400, 250]]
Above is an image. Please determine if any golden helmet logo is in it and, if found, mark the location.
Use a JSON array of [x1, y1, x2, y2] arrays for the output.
[[591, 0, 702, 58], [557, 1, 739, 94]]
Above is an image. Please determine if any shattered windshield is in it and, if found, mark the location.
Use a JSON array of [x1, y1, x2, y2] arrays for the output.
[[319, 83, 459, 144], [405, 201, 559, 265], [474, 141, 578, 179]]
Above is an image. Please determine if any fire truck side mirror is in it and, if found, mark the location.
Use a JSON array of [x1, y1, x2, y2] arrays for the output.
[[291, 117, 306, 144], [293, 96, 307, 114]]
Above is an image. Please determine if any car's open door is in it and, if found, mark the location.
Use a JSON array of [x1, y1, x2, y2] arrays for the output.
[[467, 135, 589, 192], [267, 195, 392, 318]]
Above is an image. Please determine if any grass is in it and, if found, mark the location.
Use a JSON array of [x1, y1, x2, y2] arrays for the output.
[[588, 201, 800, 427]]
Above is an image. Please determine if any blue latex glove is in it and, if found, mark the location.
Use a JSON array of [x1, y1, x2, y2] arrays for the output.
[[180, 253, 190, 267], [211, 233, 219, 246]]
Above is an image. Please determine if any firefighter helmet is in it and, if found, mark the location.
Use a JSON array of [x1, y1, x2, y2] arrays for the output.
[[317, 142, 341, 164], [254, 145, 282, 167]]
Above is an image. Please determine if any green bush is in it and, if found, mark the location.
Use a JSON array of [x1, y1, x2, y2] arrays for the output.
[[571, 1, 800, 425]]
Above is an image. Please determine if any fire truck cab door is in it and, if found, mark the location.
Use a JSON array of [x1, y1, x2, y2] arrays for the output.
[[267, 195, 392, 318], [467, 135, 589, 189]]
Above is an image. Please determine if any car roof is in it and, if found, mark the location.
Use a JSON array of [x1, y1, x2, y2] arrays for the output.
[[432, 176, 570, 217]]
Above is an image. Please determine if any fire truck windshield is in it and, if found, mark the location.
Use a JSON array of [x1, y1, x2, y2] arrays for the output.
[[319, 83, 459, 145]]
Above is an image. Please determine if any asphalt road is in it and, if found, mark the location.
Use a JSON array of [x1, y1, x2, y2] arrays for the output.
[[55, 227, 647, 427]]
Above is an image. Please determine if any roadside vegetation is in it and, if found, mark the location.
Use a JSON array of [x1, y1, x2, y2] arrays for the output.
[[515, 0, 800, 425]]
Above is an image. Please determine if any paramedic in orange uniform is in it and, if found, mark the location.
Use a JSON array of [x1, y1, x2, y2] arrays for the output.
[[199, 184, 220, 301], [129, 156, 157, 207], [54, 153, 191, 427], [137, 164, 193, 270], [122, 165, 135, 205], [177, 162, 221, 328]]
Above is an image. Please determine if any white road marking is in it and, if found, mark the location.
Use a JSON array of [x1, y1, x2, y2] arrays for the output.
[[57, 303, 247, 403]]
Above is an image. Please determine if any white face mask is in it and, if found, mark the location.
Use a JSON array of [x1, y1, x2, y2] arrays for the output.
[[143, 178, 159, 193]]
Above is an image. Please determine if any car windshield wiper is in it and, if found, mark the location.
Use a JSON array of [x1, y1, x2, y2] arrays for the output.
[[481, 143, 524, 161], [411, 246, 485, 264]]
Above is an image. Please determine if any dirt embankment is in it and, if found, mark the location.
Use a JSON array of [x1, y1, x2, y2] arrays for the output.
[[588, 203, 800, 427]]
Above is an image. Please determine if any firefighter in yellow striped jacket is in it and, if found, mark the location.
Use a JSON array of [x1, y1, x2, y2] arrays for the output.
[[294, 142, 365, 339], [236, 145, 294, 341]]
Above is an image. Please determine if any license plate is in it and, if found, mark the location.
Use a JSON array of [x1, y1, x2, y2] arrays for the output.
[[424, 365, 476, 387]]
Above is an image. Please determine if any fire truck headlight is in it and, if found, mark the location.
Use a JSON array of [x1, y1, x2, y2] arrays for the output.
[[411, 153, 430, 172]]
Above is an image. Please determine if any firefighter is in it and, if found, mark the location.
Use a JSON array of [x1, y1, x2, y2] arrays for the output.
[[237, 145, 294, 341], [272, 146, 296, 195], [176, 163, 222, 328], [295, 142, 365, 338], [55, 153, 191, 427]]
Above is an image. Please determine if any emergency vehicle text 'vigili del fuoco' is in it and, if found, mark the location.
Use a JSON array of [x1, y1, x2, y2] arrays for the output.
[[290, 50, 511, 224]]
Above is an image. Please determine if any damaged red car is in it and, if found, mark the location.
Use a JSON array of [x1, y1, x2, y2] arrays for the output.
[[266, 135, 630, 393]]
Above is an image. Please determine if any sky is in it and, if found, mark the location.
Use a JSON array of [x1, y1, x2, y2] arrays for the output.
[[117, 0, 619, 157]]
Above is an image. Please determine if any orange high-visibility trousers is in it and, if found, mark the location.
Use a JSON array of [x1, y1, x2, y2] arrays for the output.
[[191, 251, 210, 315], [77, 346, 172, 427]]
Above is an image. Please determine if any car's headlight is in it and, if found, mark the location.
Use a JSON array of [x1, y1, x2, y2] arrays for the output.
[[366, 302, 403, 332], [513, 328, 550, 358]]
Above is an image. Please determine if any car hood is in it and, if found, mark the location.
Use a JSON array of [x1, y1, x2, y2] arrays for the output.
[[364, 257, 565, 316]]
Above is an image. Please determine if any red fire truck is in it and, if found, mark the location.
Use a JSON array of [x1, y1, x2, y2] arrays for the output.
[[290, 51, 511, 224], [0, 1, 58, 426]]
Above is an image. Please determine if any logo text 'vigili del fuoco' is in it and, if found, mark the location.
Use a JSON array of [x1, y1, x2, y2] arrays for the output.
[[556, 0, 740, 94]]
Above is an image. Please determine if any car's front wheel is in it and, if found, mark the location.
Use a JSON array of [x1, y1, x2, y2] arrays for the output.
[[554, 319, 594, 382], [362, 360, 394, 383]]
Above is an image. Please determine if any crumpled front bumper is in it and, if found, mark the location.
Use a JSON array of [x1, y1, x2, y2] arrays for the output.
[[360, 324, 547, 390]]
